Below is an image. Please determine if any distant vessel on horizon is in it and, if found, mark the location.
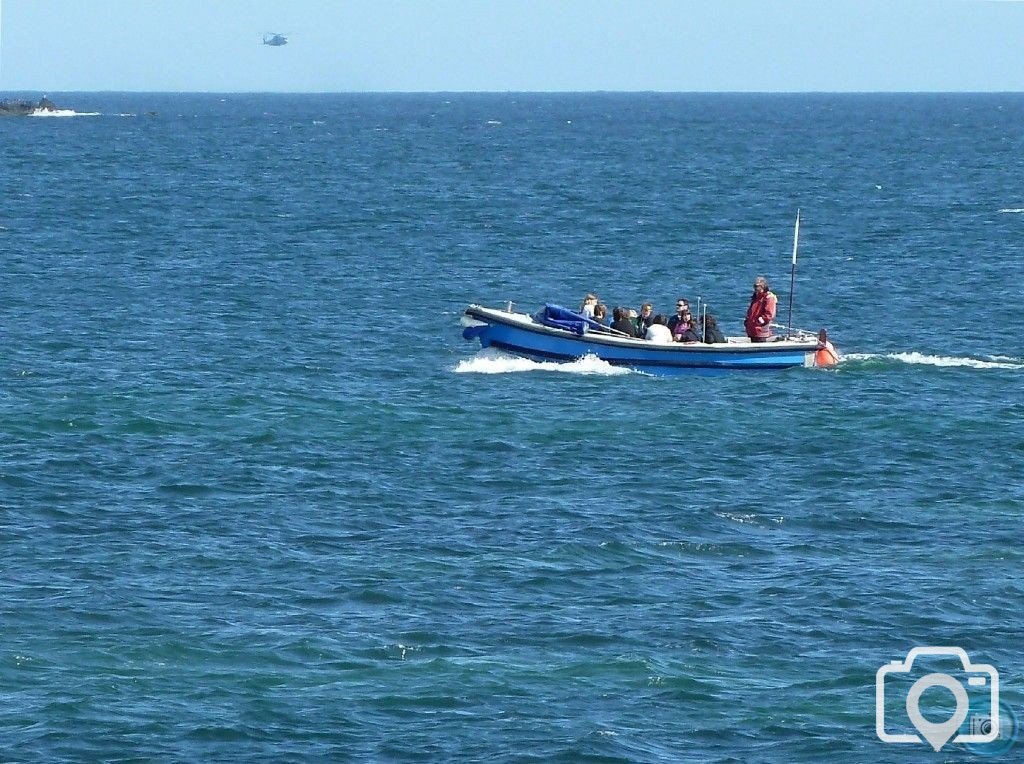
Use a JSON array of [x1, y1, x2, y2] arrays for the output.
[[0, 95, 63, 116]]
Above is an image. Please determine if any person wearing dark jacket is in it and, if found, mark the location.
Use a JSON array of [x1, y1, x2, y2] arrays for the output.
[[635, 303, 655, 337], [610, 307, 636, 337], [702, 314, 726, 344]]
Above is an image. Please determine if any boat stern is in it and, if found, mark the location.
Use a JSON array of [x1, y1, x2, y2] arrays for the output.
[[461, 304, 501, 347]]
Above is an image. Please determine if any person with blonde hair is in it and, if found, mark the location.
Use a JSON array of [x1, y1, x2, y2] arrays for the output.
[[579, 293, 598, 318]]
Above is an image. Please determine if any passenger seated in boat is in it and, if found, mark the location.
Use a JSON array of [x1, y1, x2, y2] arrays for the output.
[[702, 314, 726, 344], [635, 303, 654, 337], [667, 299, 691, 334], [645, 314, 673, 343], [580, 294, 598, 318], [593, 303, 609, 327], [674, 317, 702, 343], [610, 307, 635, 336]]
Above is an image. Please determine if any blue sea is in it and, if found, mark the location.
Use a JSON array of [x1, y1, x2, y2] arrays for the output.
[[2, 93, 1023, 762]]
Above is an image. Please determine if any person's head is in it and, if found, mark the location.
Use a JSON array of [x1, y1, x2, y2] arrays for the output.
[[675, 298, 690, 317], [640, 302, 652, 316], [583, 293, 598, 305], [704, 313, 718, 328], [652, 314, 666, 325], [594, 303, 607, 319], [753, 277, 769, 294], [612, 306, 624, 322], [628, 308, 638, 319]]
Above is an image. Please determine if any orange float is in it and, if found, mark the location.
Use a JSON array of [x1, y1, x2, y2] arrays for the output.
[[815, 329, 839, 368]]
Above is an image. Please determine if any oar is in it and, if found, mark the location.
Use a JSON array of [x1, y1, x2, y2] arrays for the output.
[[592, 325, 635, 338]]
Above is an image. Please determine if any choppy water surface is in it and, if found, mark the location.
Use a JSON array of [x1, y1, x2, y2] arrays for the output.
[[2, 93, 1023, 762]]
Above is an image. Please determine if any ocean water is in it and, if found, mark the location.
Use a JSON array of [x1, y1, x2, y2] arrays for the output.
[[2, 93, 1023, 762]]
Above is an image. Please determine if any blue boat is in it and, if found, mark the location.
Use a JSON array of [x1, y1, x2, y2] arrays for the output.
[[461, 303, 839, 376]]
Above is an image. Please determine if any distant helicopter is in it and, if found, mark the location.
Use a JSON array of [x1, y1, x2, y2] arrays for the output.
[[262, 33, 288, 47]]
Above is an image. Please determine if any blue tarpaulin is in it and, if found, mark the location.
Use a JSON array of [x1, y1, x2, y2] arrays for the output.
[[534, 304, 605, 336]]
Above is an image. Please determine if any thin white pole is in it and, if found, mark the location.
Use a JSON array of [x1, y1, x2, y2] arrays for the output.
[[786, 209, 800, 340]]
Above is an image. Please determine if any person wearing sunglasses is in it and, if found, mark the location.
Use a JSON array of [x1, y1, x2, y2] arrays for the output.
[[744, 276, 777, 342], [667, 298, 691, 336]]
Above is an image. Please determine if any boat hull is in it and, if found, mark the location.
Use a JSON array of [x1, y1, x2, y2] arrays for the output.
[[462, 305, 822, 376]]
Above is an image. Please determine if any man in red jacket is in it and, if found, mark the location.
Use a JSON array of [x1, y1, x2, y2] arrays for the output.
[[744, 276, 777, 342]]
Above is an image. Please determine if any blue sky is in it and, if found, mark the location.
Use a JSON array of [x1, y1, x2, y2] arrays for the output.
[[1, 0, 1022, 92]]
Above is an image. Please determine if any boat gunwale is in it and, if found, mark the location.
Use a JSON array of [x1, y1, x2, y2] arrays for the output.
[[465, 304, 820, 354]]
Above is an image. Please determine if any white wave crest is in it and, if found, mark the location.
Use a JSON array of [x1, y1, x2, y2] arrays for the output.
[[454, 348, 632, 376], [28, 109, 101, 118], [843, 352, 1024, 370], [999, 208, 1024, 213], [714, 511, 758, 525]]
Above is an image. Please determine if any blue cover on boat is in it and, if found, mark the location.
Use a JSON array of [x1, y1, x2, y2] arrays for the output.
[[534, 304, 605, 336]]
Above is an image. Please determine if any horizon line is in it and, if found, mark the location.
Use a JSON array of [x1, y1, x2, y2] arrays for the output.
[[2, 89, 1024, 96]]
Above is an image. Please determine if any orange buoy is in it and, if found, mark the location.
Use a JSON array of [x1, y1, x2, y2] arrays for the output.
[[815, 329, 839, 367], [815, 342, 839, 368]]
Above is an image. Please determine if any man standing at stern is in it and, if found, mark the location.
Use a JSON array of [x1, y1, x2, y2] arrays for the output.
[[744, 276, 777, 342]]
